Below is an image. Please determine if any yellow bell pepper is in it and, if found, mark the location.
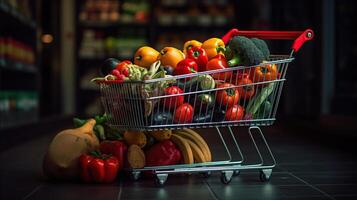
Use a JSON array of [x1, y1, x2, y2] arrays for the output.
[[201, 38, 225, 60], [183, 40, 202, 56]]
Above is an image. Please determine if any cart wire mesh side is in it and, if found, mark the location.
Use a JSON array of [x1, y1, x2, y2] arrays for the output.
[[96, 28, 314, 185], [100, 56, 293, 131]]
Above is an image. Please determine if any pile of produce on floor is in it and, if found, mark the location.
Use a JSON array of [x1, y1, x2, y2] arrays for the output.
[[93, 34, 277, 124], [43, 114, 211, 183]]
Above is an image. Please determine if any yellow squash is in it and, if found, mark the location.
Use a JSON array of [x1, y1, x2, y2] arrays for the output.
[[43, 119, 99, 180]]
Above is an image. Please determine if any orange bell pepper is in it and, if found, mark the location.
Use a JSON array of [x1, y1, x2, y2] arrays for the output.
[[158, 47, 185, 69], [134, 46, 160, 69], [201, 38, 225, 60], [251, 63, 278, 83]]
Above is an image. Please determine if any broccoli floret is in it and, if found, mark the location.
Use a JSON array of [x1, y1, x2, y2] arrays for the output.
[[226, 36, 265, 67], [251, 38, 270, 60]]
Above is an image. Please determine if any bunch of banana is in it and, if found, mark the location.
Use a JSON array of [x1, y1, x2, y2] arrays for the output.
[[171, 128, 212, 164]]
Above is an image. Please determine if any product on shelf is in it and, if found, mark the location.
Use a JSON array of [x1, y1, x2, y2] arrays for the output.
[[79, 0, 149, 24], [79, 30, 147, 59], [0, 37, 36, 71], [1, 0, 34, 21], [0, 91, 38, 128]]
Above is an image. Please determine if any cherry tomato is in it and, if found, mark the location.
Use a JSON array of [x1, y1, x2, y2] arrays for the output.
[[216, 83, 240, 108], [174, 103, 194, 123], [225, 105, 244, 121], [163, 86, 184, 110]]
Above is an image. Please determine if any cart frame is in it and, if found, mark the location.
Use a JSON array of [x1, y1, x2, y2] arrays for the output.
[[97, 28, 314, 185]]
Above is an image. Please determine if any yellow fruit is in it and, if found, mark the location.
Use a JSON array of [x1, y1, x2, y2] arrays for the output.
[[184, 138, 206, 163], [127, 145, 146, 169], [176, 129, 211, 162], [149, 130, 172, 141], [170, 134, 194, 164], [124, 130, 147, 148]]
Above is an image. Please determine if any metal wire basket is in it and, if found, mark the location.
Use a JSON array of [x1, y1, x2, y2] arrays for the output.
[[100, 55, 293, 131]]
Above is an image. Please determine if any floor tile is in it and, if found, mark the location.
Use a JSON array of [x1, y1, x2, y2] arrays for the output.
[[120, 174, 216, 200], [26, 183, 121, 200]]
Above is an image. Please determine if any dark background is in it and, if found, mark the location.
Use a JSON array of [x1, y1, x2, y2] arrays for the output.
[[1, 0, 356, 134]]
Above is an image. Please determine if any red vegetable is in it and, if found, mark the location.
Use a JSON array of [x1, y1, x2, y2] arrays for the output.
[[79, 151, 119, 183], [216, 83, 240, 108], [187, 46, 208, 72], [173, 58, 198, 77], [206, 54, 232, 80], [174, 103, 194, 123], [115, 60, 131, 74], [225, 105, 244, 121], [163, 86, 184, 110], [111, 69, 126, 81], [237, 76, 255, 100], [145, 140, 181, 166], [99, 140, 127, 170]]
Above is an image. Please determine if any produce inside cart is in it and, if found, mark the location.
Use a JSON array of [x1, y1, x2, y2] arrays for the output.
[[43, 28, 313, 186]]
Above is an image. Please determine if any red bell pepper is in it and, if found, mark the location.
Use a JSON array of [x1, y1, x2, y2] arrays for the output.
[[173, 58, 198, 77], [206, 54, 232, 80], [79, 151, 119, 183], [145, 140, 181, 166], [187, 46, 208, 72], [99, 140, 127, 170]]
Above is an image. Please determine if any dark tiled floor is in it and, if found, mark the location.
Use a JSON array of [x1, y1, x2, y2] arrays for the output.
[[1, 126, 356, 200]]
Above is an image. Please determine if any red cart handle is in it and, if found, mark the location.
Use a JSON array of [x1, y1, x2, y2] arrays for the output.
[[222, 28, 314, 53]]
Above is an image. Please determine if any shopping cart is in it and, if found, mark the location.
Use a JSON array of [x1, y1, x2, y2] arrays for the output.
[[97, 28, 314, 185]]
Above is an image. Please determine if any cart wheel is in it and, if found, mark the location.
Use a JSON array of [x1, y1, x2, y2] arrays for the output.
[[155, 174, 168, 186], [131, 171, 141, 181], [233, 170, 240, 176], [260, 169, 272, 182], [201, 171, 211, 178], [220, 171, 234, 184]]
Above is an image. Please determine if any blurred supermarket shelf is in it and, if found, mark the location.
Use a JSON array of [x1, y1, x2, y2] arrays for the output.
[[79, 20, 149, 28], [0, 60, 37, 74], [0, 0, 36, 29]]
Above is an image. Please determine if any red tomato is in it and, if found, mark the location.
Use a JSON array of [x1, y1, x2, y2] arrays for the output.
[[225, 105, 244, 121], [174, 103, 194, 123], [216, 83, 240, 108], [206, 54, 232, 80], [237, 77, 255, 100], [163, 86, 184, 109]]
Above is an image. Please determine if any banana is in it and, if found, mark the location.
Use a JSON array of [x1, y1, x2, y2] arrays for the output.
[[181, 128, 212, 162], [175, 130, 211, 162], [170, 134, 194, 164], [184, 138, 206, 163]]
